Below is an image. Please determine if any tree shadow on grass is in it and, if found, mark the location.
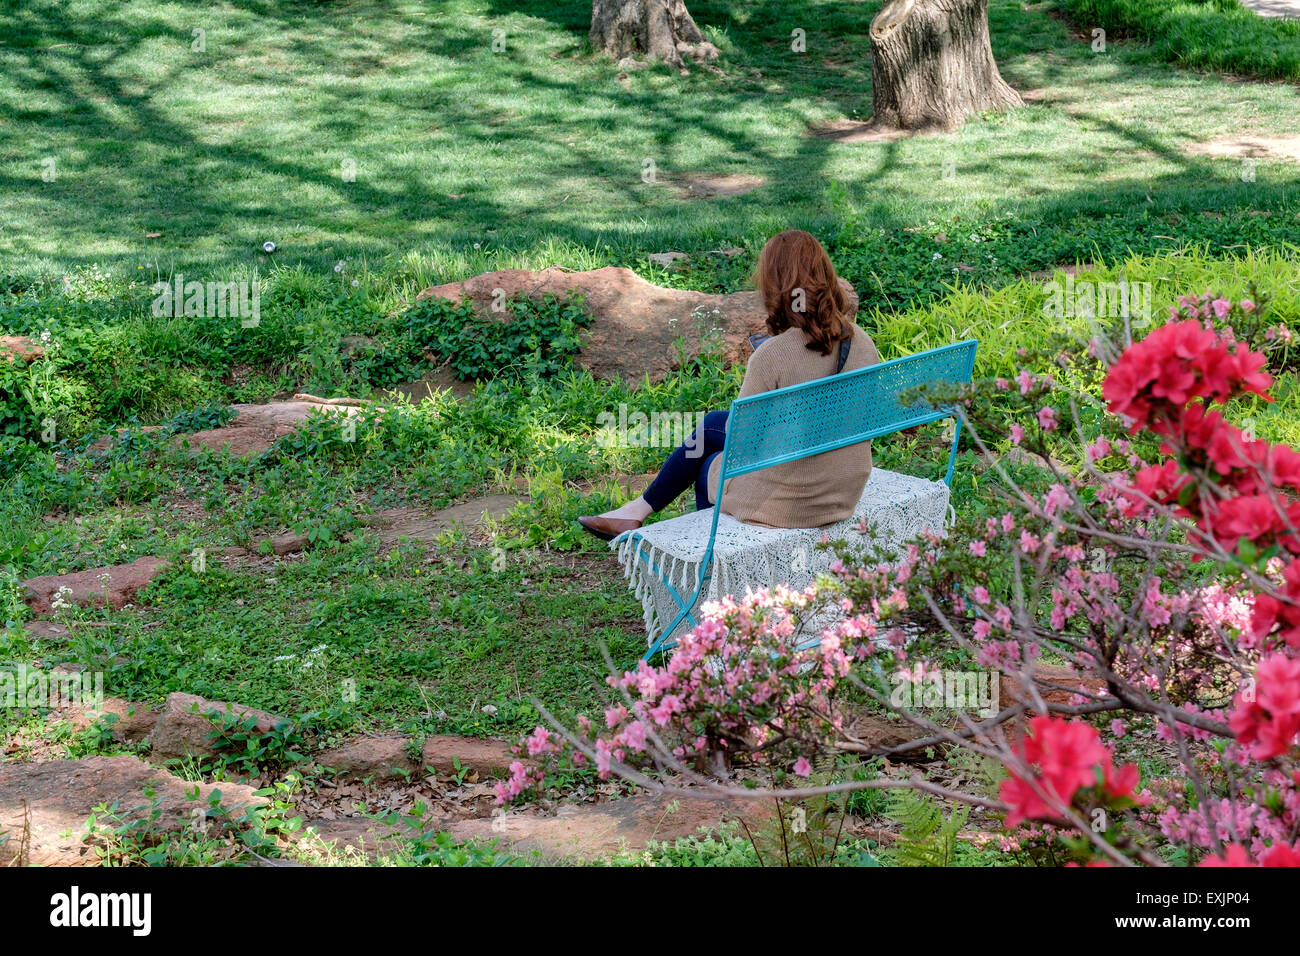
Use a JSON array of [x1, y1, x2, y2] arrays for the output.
[[0, 0, 1294, 278]]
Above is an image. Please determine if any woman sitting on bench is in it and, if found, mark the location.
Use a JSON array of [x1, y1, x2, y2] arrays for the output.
[[578, 229, 881, 540]]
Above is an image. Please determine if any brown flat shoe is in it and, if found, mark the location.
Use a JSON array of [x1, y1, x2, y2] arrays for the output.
[[577, 515, 643, 541]]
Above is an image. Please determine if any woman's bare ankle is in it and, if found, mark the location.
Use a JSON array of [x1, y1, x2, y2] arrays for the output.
[[602, 497, 653, 522]]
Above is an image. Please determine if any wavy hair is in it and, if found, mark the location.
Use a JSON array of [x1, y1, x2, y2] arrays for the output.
[[755, 229, 850, 356]]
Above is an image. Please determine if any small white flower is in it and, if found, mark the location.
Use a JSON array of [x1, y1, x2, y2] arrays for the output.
[[932, 252, 943, 261], [262, 241, 277, 253], [351, 279, 359, 288], [473, 242, 481, 250], [334, 260, 345, 273]]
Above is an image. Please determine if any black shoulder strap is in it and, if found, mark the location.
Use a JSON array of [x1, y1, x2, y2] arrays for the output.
[[834, 335, 851, 374]]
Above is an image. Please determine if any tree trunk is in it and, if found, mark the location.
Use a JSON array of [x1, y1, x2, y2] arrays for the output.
[[868, 0, 1021, 132], [590, 0, 718, 71]]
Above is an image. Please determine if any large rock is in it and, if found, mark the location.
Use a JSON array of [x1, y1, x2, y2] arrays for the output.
[[999, 664, 1111, 740], [145, 692, 290, 761], [20, 556, 170, 615], [416, 266, 860, 383], [449, 792, 770, 860], [0, 756, 267, 865], [0, 335, 42, 364]]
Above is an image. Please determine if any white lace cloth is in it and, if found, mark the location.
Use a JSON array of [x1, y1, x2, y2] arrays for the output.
[[612, 468, 951, 648]]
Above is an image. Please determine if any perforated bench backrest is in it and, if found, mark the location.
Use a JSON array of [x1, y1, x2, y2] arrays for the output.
[[720, 339, 978, 480]]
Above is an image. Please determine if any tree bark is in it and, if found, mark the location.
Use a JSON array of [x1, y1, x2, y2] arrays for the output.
[[868, 0, 1022, 132], [590, 0, 718, 71]]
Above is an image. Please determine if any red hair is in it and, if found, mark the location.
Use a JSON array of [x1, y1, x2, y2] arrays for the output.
[[755, 229, 850, 356]]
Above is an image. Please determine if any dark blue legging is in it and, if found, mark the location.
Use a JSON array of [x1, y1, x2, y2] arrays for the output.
[[642, 409, 728, 513]]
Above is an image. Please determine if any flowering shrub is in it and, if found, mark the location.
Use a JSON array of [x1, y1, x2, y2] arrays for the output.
[[508, 291, 1300, 867]]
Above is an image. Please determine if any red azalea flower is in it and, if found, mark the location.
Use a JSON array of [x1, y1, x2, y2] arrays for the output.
[[1000, 716, 1110, 828], [1229, 653, 1300, 759], [1199, 844, 1256, 867], [1260, 842, 1300, 866], [1206, 494, 1290, 550]]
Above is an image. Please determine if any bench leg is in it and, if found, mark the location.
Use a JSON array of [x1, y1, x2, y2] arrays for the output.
[[944, 415, 963, 486], [625, 532, 702, 660]]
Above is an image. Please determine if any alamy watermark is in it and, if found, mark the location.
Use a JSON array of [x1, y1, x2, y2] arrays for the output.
[[1, 663, 104, 710], [595, 406, 708, 458], [889, 667, 999, 718], [152, 271, 260, 328], [1042, 274, 1152, 327]]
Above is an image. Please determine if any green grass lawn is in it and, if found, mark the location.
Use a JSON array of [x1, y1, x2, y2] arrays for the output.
[[1060, 0, 1300, 81], [1, 0, 1298, 279]]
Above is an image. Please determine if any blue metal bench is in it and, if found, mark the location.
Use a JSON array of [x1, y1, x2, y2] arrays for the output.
[[612, 339, 979, 660]]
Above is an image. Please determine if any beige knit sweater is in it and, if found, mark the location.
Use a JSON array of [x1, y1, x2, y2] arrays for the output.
[[706, 323, 881, 529]]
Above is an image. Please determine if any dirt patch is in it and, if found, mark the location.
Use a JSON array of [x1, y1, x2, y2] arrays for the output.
[[381, 365, 476, 403], [350, 494, 526, 550], [808, 119, 917, 144], [1186, 134, 1300, 164], [675, 173, 766, 198], [1024, 262, 1101, 282]]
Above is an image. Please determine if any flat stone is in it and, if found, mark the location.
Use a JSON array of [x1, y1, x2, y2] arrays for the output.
[[0, 755, 267, 865], [295, 818, 407, 861], [316, 737, 419, 781], [20, 556, 170, 615], [269, 532, 310, 555], [421, 735, 517, 777], [53, 697, 160, 743], [1237, 0, 1299, 19], [92, 399, 368, 458], [0, 335, 43, 363], [315, 734, 518, 780], [145, 692, 290, 762], [449, 792, 770, 859]]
